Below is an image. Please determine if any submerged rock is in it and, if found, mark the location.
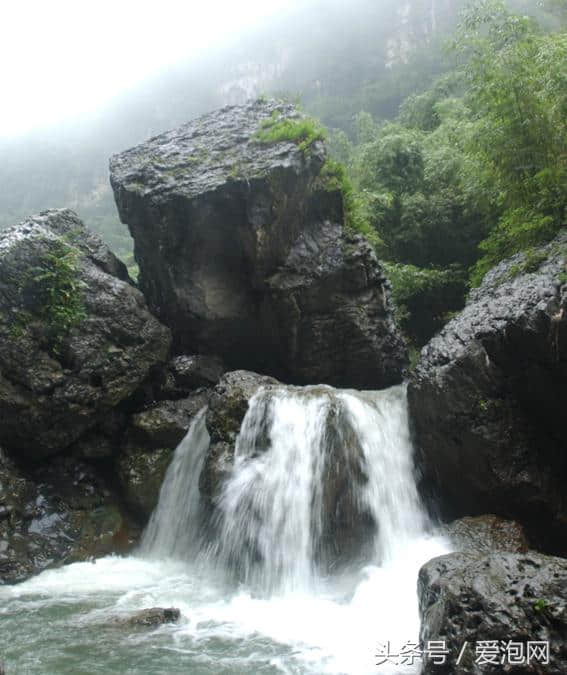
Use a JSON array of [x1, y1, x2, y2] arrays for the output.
[[110, 100, 407, 388], [115, 607, 181, 627], [0, 449, 138, 585], [0, 209, 171, 460], [419, 551, 567, 674], [117, 391, 209, 517], [409, 234, 567, 553]]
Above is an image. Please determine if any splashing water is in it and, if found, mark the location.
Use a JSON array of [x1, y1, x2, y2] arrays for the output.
[[0, 384, 450, 675]]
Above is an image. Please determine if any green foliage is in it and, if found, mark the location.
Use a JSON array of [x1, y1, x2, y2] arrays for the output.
[[255, 112, 327, 153], [384, 262, 468, 345], [27, 240, 86, 356], [359, 123, 424, 195], [471, 209, 559, 285], [453, 1, 567, 284], [318, 159, 382, 248]]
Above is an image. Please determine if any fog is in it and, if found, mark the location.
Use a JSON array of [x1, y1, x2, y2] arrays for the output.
[[0, 0, 555, 260], [1, 0, 301, 137]]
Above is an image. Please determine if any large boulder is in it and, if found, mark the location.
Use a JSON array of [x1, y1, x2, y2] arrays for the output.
[[409, 235, 567, 553], [0, 449, 138, 584], [116, 391, 210, 517], [0, 209, 171, 460], [418, 551, 567, 674], [110, 100, 407, 388]]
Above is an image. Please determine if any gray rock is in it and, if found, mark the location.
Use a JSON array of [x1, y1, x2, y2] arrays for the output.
[[419, 551, 567, 673], [0, 449, 139, 585], [264, 222, 406, 388], [116, 392, 209, 517], [116, 607, 181, 627], [0, 209, 171, 460], [156, 354, 225, 399], [409, 234, 567, 553], [72, 431, 115, 460], [443, 515, 529, 555], [110, 100, 407, 388], [168, 354, 225, 389]]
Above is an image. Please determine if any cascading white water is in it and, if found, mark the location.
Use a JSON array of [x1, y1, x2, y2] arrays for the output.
[[0, 384, 450, 675], [140, 407, 210, 558], [207, 384, 430, 593]]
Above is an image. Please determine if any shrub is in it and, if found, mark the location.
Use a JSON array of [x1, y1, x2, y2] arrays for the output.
[[255, 112, 327, 153], [27, 240, 86, 355]]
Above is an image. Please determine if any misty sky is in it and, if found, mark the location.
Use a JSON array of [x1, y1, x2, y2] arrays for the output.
[[2, 0, 300, 138]]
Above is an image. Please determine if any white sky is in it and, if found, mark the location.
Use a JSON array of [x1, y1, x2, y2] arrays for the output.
[[0, 0, 295, 137]]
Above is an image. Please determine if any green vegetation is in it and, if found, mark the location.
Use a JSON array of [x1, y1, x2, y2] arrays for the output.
[[255, 112, 327, 153], [384, 262, 468, 345], [1, 0, 564, 355], [457, 1, 567, 285], [27, 240, 86, 356], [317, 159, 382, 247], [321, 0, 566, 348]]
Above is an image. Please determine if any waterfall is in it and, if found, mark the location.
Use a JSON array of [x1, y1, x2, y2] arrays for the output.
[[140, 407, 210, 558], [3, 385, 449, 675], [142, 384, 432, 592], [209, 384, 429, 591]]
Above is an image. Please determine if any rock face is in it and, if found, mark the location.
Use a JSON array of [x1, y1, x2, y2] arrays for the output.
[[0, 449, 138, 584], [117, 391, 210, 517], [444, 515, 529, 555], [409, 235, 567, 553], [110, 100, 407, 388], [0, 209, 171, 460], [156, 354, 225, 400], [419, 551, 567, 674], [200, 370, 278, 501]]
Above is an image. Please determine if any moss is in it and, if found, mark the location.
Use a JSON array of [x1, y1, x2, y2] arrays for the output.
[[408, 346, 421, 371], [8, 310, 32, 340], [228, 162, 243, 180], [254, 112, 327, 154]]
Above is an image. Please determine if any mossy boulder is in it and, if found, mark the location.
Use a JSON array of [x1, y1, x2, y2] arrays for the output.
[[110, 101, 407, 388], [0, 209, 171, 460]]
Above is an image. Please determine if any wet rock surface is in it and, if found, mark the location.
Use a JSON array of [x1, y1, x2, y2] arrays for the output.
[[419, 551, 567, 674], [0, 209, 171, 460], [409, 234, 567, 553], [157, 354, 226, 399], [110, 100, 407, 388], [114, 607, 181, 627], [116, 391, 210, 517], [0, 449, 138, 585], [443, 515, 529, 555], [200, 370, 278, 502]]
